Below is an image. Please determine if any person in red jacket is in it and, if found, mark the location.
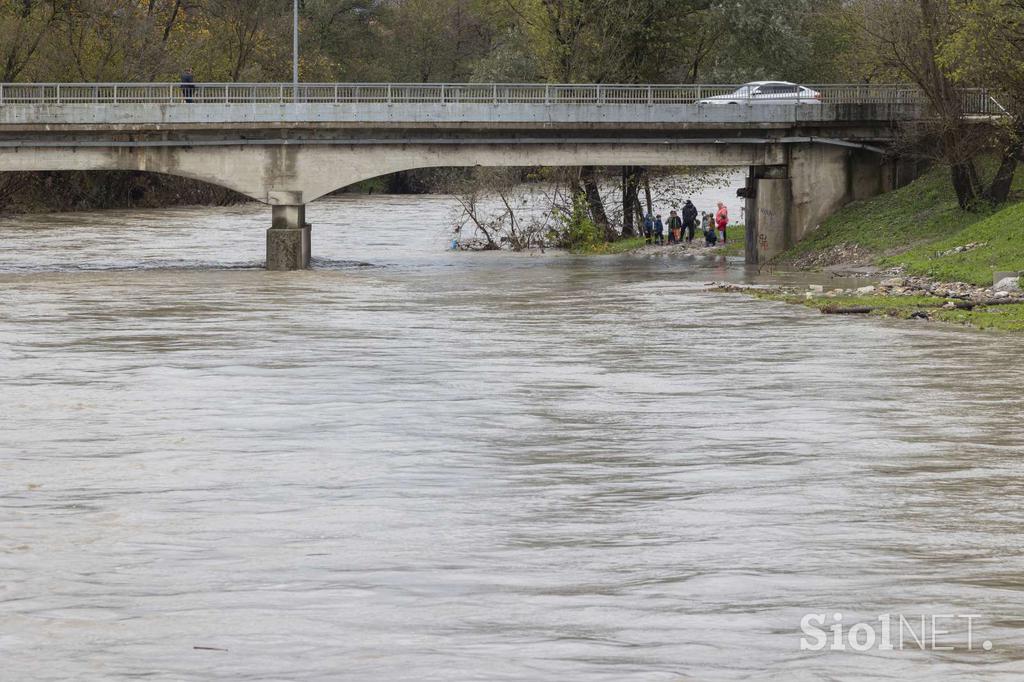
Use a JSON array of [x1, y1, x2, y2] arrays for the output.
[[715, 202, 729, 244]]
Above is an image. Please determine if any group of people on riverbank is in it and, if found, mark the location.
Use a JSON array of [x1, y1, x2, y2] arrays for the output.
[[643, 202, 729, 247]]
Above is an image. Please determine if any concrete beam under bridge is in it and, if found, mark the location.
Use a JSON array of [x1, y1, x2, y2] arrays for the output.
[[0, 141, 789, 204]]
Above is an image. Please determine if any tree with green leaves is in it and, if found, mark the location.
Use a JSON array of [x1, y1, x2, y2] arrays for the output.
[[857, 0, 1013, 208], [940, 0, 1024, 203]]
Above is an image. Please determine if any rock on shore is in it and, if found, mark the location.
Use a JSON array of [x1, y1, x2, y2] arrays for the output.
[[805, 275, 1024, 303]]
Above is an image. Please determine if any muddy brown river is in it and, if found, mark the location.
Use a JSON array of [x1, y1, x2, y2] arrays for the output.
[[2, 193, 1023, 680]]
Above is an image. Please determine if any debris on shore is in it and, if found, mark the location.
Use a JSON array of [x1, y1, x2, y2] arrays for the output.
[[703, 272, 1024, 331]]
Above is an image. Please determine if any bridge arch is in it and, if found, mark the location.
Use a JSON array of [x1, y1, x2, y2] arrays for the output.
[[286, 142, 787, 203]]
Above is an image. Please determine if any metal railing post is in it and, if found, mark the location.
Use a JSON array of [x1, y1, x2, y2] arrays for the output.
[[387, 83, 392, 106], [493, 84, 498, 106], [0, 83, 4, 105], [56, 83, 61, 105]]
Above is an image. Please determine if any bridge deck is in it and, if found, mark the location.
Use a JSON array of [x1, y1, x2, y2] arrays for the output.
[[0, 82, 998, 130], [0, 102, 923, 131]]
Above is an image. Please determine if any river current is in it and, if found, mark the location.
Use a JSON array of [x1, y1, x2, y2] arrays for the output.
[[2, 192, 1024, 681]]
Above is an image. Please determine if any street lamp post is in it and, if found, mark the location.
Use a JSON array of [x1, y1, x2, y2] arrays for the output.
[[293, 0, 299, 100]]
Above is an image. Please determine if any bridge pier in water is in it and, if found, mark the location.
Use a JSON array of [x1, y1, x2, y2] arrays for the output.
[[266, 191, 311, 271]]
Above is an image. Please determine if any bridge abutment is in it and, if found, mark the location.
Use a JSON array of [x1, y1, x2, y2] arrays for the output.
[[745, 145, 907, 264], [267, 192, 311, 271]]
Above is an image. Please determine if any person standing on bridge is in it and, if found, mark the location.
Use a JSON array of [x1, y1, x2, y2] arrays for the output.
[[180, 68, 196, 103], [682, 200, 699, 243], [654, 214, 665, 245], [716, 202, 729, 244], [667, 210, 683, 245]]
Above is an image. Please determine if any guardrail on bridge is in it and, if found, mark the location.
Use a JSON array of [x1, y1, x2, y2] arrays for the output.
[[0, 83, 1003, 115]]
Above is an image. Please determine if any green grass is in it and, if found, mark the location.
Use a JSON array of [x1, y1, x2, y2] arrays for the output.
[[933, 304, 1024, 331], [776, 164, 1024, 285], [879, 201, 1024, 285], [720, 225, 745, 257], [572, 236, 647, 255], [780, 167, 972, 261], [748, 291, 1024, 332], [753, 292, 948, 313]]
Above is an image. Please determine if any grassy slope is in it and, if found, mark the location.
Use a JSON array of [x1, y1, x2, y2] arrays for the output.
[[881, 201, 1024, 285], [777, 165, 1024, 286]]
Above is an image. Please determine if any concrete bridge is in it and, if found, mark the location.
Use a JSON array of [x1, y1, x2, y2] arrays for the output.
[[0, 83, 996, 269]]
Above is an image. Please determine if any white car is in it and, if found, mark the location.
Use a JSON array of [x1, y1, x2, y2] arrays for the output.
[[698, 81, 821, 104]]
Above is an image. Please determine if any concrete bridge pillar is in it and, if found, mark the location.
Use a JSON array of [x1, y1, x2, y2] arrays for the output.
[[266, 191, 311, 271], [744, 166, 792, 265]]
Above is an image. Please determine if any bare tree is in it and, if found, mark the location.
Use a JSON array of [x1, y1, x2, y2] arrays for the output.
[[203, 0, 285, 81], [445, 168, 553, 251], [0, 0, 61, 81]]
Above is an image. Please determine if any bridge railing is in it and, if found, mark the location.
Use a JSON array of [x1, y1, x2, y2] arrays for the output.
[[0, 82, 1002, 114]]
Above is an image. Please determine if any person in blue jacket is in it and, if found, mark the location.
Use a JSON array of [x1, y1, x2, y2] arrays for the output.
[[653, 214, 665, 246], [180, 68, 196, 103], [643, 212, 655, 244]]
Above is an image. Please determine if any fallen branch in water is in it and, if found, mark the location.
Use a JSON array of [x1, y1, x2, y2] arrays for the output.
[[947, 298, 1024, 310], [821, 305, 875, 315]]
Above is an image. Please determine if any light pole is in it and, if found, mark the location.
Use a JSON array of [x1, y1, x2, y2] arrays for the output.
[[292, 0, 299, 98]]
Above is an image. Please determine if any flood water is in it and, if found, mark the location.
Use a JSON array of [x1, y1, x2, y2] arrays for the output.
[[2, 193, 1024, 681]]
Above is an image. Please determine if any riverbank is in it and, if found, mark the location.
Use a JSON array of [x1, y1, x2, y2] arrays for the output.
[[776, 165, 1024, 284], [710, 275, 1024, 331], [742, 164, 1024, 331], [570, 227, 745, 256]]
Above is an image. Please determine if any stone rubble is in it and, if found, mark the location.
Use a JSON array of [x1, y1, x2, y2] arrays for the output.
[[802, 270, 1024, 303], [707, 271, 1024, 305], [938, 242, 986, 257]]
